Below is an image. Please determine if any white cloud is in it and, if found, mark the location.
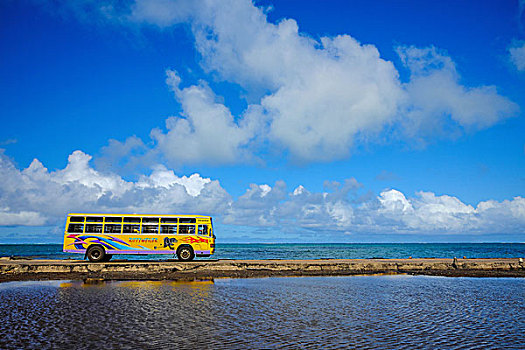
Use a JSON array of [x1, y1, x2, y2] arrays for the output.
[[226, 183, 525, 235], [377, 189, 478, 232], [0, 209, 47, 226], [136, 165, 210, 196], [509, 41, 525, 71], [261, 34, 402, 161], [0, 150, 230, 225], [398, 46, 519, 136], [56, 151, 132, 196], [0, 151, 523, 235], [118, 0, 405, 163], [128, 0, 194, 26], [130, 0, 515, 163], [149, 70, 262, 165], [373, 189, 525, 234], [223, 181, 287, 226], [178, 1, 404, 162], [57, 0, 517, 165], [95, 136, 149, 173]]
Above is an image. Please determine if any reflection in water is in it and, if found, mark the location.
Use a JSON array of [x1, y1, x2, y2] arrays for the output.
[[0, 276, 524, 349]]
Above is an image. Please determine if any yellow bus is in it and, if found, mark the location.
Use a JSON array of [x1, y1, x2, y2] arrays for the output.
[[63, 213, 215, 262]]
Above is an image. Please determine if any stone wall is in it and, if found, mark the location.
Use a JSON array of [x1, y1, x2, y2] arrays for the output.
[[0, 258, 524, 282]]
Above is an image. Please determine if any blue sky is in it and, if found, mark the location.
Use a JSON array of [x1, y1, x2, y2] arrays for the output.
[[0, 0, 524, 243]]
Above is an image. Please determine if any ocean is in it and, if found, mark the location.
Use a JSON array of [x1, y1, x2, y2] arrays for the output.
[[1, 243, 524, 260], [0, 276, 523, 349], [1, 243, 524, 349]]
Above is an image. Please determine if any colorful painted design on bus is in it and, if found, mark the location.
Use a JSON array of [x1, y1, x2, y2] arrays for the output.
[[179, 237, 209, 244], [67, 234, 137, 251]]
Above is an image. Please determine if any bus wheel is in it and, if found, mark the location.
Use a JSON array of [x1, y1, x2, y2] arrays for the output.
[[177, 245, 195, 262], [86, 245, 106, 262]]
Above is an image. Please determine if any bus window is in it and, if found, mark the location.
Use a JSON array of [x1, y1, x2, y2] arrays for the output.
[[104, 224, 122, 234], [105, 217, 122, 223], [124, 217, 141, 223], [142, 225, 159, 234], [123, 224, 141, 233], [142, 218, 159, 224], [179, 225, 195, 234], [179, 218, 196, 223], [85, 224, 103, 233], [67, 223, 84, 233], [161, 225, 177, 234], [86, 216, 103, 222], [198, 225, 208, 235], [161, 218, 178, 223], [70, 216, 84, 223]]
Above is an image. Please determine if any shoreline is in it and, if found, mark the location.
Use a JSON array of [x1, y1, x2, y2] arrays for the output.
[[1, 258, 524, 282]]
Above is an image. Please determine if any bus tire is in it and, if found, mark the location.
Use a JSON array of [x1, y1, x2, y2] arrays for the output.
[[177, 245, 195, 262], [86, 245, 106, 262]]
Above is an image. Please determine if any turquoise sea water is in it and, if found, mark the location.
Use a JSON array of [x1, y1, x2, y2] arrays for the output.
[[0, 243, 524, 260]]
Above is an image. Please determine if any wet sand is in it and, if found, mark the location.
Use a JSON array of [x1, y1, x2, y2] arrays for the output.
[[1, 257, 524, 282]]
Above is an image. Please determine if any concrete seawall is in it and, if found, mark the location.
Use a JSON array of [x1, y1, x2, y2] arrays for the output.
[[1, 258, 524, 282]]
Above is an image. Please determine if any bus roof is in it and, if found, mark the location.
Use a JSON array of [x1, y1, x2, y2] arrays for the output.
[[67, 213, 211, 218]]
